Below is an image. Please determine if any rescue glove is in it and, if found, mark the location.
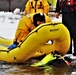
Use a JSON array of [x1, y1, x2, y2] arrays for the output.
[[8, 44, 17, 49], [8, 41, 19, 50]]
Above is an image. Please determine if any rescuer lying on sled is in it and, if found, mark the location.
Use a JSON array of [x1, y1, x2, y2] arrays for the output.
[[8, 13, 52, 49], [7, 13, 70, 65]]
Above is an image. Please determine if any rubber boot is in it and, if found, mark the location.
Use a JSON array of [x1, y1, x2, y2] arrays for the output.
[[31, 53, 56, 67]]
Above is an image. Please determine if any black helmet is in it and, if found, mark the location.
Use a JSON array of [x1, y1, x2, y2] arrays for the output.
[[33, 13, 45, 27]]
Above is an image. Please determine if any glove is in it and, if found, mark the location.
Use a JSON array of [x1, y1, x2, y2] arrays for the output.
[[8, 44, 17, 49]]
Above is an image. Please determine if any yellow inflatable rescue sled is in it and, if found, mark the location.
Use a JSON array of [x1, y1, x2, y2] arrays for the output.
[[0, 22, 70, 63]]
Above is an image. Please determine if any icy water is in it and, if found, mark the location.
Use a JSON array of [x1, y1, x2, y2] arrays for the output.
[[0, 58, 76, 75]]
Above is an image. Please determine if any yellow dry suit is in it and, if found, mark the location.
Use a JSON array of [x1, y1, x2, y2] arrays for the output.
[[24, 0, 49, 15], [13, 13, 52, 43]]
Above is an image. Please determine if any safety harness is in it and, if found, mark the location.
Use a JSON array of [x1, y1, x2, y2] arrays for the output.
[[30, 0, 42, 12]]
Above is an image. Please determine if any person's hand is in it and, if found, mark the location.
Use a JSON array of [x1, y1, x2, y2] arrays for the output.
[[55, 12, 60, 18], [8, 44, 17, 49]]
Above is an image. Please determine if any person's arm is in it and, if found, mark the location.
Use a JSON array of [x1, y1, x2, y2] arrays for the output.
[[14, 16, 31, 43], [43, 0, 50, 15], [8, 16, 31, 50], [55, 0, 60, 13], [55, 0, 61, 18], [24, 0, 31, 14]]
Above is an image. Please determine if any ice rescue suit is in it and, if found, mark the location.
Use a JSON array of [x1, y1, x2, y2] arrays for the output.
[[13, 13, 52, 43], [24, 0, 49, 15], [56, 0, 76, 54]]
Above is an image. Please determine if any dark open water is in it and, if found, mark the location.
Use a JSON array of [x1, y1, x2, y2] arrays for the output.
[[0, 58, 76, 75]]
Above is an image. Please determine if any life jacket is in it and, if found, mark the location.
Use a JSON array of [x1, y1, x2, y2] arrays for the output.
[[30, 0, 42, 8], [60, 0, 76, 5], [60, 0, 76, 11]]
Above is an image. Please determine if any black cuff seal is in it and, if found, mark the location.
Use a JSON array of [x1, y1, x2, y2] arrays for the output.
[[13, 41, 19, 45]]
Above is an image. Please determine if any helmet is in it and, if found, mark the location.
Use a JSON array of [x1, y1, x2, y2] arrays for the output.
[[33, 13, 45, 27]]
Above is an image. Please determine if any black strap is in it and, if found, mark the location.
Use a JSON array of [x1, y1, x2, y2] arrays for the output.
[[31, 2, 34, 8], [35, 0, 38, 12]]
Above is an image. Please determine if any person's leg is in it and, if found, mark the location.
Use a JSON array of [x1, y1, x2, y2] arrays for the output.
[[62, 14, 72, 54], [63, 9, 76, 55], [72, 10, 76, 56], [71, 27, 76, 56], [73, 40, 76, 56], [67, 39, 72, 54]]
